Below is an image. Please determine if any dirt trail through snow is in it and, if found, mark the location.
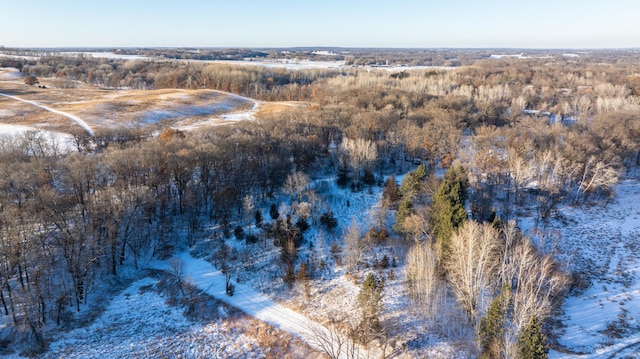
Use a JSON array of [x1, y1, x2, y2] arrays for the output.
[[0, 92, 94, 135], [156, 252, 370, 359]]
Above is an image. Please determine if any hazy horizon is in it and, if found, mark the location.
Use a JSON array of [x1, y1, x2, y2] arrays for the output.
[[1, 0, 639, 49]]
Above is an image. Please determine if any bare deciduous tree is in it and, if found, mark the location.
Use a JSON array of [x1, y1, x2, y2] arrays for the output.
[[342, 218, 364, 272], [446, 221, 500, 328], [576, 156, 618, 201], [406, 241, 439, 320], [503, 240, 569, 356], [339, 137, 378, 183], [283, 171, 311, 203], [307, 319, 359, 359]]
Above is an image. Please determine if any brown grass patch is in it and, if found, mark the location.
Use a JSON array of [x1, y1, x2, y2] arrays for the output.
[[256, 101, 307, 118], [0, 80, 261, 133]]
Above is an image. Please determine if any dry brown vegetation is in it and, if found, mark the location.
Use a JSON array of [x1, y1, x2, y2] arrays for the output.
[[0, 81, 260, 131], [1, 49, 640, 355]]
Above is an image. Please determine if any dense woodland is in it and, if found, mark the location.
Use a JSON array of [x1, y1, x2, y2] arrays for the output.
[[1, 49, 640, 357]]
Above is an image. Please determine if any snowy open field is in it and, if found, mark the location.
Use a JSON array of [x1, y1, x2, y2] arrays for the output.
[[0, 82, 258, 133], [193, 59, 455, 72], [0, 78, 300, 135], [0, 67, 22, 81], [523, 179, 640, 358], [0, 51, 151, 61]]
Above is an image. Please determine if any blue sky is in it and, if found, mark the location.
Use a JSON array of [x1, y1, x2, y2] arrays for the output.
[[2, 0, 639, 48]]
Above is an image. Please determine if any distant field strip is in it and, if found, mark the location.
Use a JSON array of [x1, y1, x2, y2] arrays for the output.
[[0, 92, 94, 135]]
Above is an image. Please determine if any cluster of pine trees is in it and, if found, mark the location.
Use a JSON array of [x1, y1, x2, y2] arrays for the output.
[[1, 49, 639, 355]]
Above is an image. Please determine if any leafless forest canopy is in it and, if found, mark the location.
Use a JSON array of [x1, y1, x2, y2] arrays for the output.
[[1, 48, 639, 356]]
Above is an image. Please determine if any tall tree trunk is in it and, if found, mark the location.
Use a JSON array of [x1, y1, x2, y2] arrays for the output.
[[0, 288, 8, 315]]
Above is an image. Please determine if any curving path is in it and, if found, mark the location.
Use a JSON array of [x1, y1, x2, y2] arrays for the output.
[[0, 92, 94, 135], [606, 340, 640, 359], [153, 252, 369, 359]]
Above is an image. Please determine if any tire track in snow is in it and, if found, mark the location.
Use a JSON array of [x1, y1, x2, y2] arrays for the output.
[[154, 252, 369, 359], [0, 92, 94, 135], [207, 89, 260, 122]]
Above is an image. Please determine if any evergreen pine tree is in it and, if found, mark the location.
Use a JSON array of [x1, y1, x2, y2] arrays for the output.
[[358, 273, 384, 341], [393, 198, 413, 233], [517, 316, 548, 359], [413, 163, 429, 181], [479, 287, 510, 358], [362, 169, 376, 185], [399, 164, 429, 198], [320, 210, 338, 230], [430, 166, 468, 257], [269, 203, 280, 221]]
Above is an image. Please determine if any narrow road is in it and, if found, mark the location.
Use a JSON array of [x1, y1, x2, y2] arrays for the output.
[[0, 92, 94, 135], [606, 340, 640, 359], [155, 252, 370, 359]]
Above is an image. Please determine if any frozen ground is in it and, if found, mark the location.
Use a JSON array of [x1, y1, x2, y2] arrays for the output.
[[151, 252, 370, 359], [0, 123, 75, 151], [3, 168, 634, 358], [59, 52, 151, 61], [524, 179, 640, 358], [0, 84, 259, 134], [198, 59, 455, 72], [209, 173, 474, 358], [0, 92, 95, 135], [3, 275, 312, 359], [0, 67, 22, 81], [200, 59, 347, 70], [0, 52, 150, 61]]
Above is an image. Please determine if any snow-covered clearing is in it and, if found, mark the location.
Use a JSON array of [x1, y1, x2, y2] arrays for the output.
[[0, 123, 75, 151], [0, 51, 150, 61], [0, 92, 94, 135], [0, 85, 262, 133], [0, 67, 22, 81], [198, 59, 347, 70], [526, 179, 640, 358], [0, 53, 40, 61], [196, 59, 456, 73], [59, 51, 151, 61], [220, 98, 259, 122], [151, 252, 368, 359], [172, 91, 261, 130], [216, 173, 473, 358], [0, 123, 42, 137], [3, 276, 298, 359]]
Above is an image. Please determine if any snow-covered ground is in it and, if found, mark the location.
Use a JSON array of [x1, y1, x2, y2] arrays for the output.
[[0, 85, 258, 134], [219, 99, 259, 122], [59, 52, 151, 61], [210, 172, 474, 358], [3, 276, 290, 359], [0, 67, 22, 81], [525, 179, 640, 358], [151, 252, 369, 359], [0, 51, 150, 61], [3, 163, 634, 358], [196, 59, 456, 72], [0, 123, 75, 151], [202, 59, 347, 70], [0, 93, 94, 135]]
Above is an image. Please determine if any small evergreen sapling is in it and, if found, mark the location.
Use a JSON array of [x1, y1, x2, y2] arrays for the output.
[[517, 316, 548, 359], [358, 273, 384, 341]]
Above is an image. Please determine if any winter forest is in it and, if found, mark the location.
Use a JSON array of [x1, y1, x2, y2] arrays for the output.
[[0, 48, 639, 358]]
